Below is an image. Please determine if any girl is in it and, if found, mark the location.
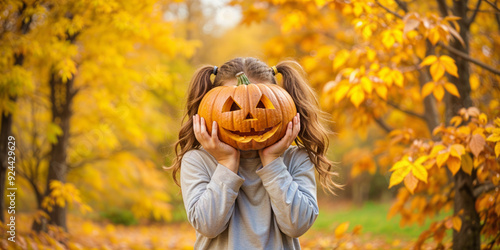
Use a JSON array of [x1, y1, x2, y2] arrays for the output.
[[171, 57, 339, 249]]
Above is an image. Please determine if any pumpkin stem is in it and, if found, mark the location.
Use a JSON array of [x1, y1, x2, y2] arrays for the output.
[[236, 72, 251, 86]]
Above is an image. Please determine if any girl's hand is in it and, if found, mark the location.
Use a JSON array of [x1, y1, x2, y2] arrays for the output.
[[259, 113, 300, 167], [193, 114, 240, 173]]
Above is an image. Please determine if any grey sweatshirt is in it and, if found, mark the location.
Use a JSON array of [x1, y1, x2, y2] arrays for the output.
[[180, 146, 319, 249]]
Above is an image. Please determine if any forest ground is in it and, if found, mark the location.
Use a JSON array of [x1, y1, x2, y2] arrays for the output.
[[2, 200, 450, 249]]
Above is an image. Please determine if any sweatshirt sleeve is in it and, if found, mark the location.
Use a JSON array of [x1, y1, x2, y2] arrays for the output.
[[180, 150, 245, 238], [256, 148, 319, 238]]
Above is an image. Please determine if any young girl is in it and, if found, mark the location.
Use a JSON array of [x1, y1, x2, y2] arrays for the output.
[[171, 57, 339, 249]]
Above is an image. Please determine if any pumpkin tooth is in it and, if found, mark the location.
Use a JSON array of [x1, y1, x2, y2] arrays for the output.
[[223, 122, 281, 143]]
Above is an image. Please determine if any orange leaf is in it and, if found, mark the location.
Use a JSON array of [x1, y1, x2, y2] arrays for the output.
[[428, 27, 440, 45], [452, 216, 462, 232], [447, 156, 461, 175], [433, 84, 445, 102], [439, 55, 458, 77], [404, 172, 418, 194], [352, 225, 362, 235], [420, 55, 437, 66], [450, 116, 463, 127], [444, 83, 460, 97], [421, 82, 435, 98], [335, 222, 350, 238], [469, 134, 485, 158], [430, 62, 445, 81]]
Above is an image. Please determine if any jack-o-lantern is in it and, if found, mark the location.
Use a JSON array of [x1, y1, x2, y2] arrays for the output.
[[198, 72, 297, 151]]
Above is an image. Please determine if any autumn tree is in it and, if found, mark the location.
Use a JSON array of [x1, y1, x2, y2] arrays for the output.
[[0, 1, 34, 223], [235, 0, 500, 248], [1, 0, 197, 232]]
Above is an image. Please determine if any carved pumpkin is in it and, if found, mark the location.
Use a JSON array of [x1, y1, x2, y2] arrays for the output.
[[198, 72, 297, 151]]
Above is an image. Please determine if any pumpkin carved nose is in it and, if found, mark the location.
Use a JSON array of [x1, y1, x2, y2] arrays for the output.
[[245, 112, 255, 120]]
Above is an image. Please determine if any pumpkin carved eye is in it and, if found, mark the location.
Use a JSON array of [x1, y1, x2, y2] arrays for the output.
[[256, 95, 275, 109], [222, 96, 241, 112]]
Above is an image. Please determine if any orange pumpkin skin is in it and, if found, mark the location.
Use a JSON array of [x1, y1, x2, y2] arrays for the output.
[[198, 83, 296, 151]]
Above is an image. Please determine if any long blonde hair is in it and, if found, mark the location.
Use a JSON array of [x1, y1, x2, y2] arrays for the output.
[[170, 57, 341, 194]]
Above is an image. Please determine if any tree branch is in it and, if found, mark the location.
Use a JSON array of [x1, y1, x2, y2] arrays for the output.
[[473, 181, 499, 198], [467, 0, 483, 27], [439, 42, 500, 76], [375, 0, 403, 19], [373, 117, 393, 133], [385, 100, 427, 120], [395, 0, 409, 13], [484, 0, 500, 12]]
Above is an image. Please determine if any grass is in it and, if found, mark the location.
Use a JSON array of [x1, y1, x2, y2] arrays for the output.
[[313, 201, 451, 241]]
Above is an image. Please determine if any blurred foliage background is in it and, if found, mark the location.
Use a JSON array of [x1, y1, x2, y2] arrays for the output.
[[1, 0, 499, 249]]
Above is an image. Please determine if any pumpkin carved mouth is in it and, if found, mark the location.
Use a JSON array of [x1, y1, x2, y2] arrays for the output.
[[222, 122, 281, 143]]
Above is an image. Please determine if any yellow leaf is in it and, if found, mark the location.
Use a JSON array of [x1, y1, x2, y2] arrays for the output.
[[404, 172, 418, 194], [335, 85, 350, 103], [450, 116, 463, 127], [390, 159, 411, 171], [430, 62, 445, 81], [392, 70, 404, 87], [334, 50, 350, 71], [428, 27, 440, 45], [433, 84, 445, 101], [314, 0, 327, 7], [487, 133, 500, 142], [412, 164, 428, 183], [440, 55, 458, 77], [335, 222, 350, 238], [382, 31, 395, 49], [495, 143, 500, 158], [367, 49, 376, 61], [450, 144, 465, 158], [461, 153, 473, 175], [436, 151, 450, 168], [350, 89, 365, 108], [447, 156, 461, 175], [430, 144, 447, 157], [421, 82, 435, 98], [420, 55, 438, 67], [444, 83, 460, 97], [452, 216, 462, 232], [360, 76, 373, 93], [470, 74, 480, 90], [375, 85, 387, 100], [389, 166, 412, 188]]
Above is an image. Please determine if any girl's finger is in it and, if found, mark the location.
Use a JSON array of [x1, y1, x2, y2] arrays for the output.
[[193, 115, 202, 142], [292, 114, 300, 138], [193, 115, 199, 134], [283, 121, 293, 144], [200, 117, 207, 136], [211, 121, 219, 141]]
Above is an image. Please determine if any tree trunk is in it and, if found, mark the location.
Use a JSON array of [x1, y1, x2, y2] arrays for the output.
[[0, 102, 15, 223], [32, 72, 75, 232], [446, 0, 480, 249]]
